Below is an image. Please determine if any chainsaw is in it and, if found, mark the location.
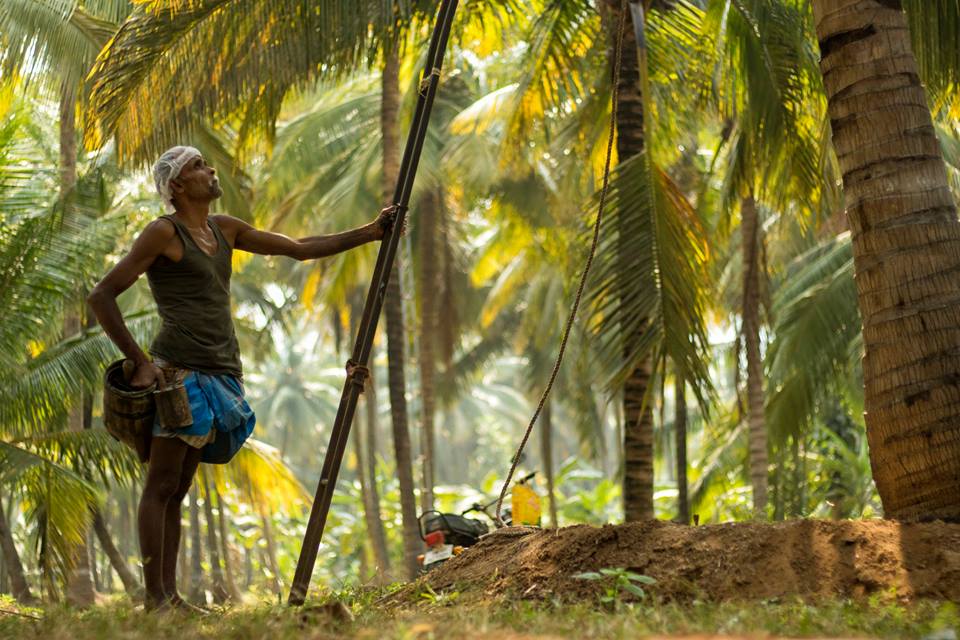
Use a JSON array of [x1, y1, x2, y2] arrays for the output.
[[416, 471, 541, 572]]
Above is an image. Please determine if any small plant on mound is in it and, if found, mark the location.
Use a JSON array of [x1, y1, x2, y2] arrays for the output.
[[573, 567, 656, 610]]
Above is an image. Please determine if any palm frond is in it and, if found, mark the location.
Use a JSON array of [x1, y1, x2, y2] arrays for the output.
[[9, 428, 141, 487], [202, 438, 309, 515], [765, 232, 861, 445], [502, 0, 600, 147], [903, 0, 960, 106], [0, 440, 100, 588], [587, 152, 714, 412], [705, 0, 824, 213], [85, 0, 439, 162], [0, 311, 160, 436], [0, 0, 121, 91]]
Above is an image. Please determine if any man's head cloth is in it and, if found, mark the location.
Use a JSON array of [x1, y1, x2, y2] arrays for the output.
[[154, 146, 201, 213]]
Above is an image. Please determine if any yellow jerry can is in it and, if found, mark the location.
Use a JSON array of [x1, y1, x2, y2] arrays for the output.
[[511, 483, 541, 526]]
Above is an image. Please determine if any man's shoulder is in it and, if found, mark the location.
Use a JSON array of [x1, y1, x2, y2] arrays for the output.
[[139, 217, 177, 244], [210, 214, 247, 229]]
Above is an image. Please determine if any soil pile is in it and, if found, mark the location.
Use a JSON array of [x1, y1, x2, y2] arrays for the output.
[[424, 519, 960, 602]]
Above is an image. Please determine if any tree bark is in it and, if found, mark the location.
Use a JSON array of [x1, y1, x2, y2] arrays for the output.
[[540, 399, 558, 527], [610, 1, 655, 522], [741, 194, 768, 517], [417, 188, 441, 514], [812, 0, 960, 520], [0, 493, 35, 604], [675, 376, 689, 524], [382, 44, 421, 579], [200, 473, 229, 603], [91, 509, 141, 597]]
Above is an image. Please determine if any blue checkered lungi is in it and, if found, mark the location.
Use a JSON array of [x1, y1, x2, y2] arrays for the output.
[[152, 371, 256, 464]]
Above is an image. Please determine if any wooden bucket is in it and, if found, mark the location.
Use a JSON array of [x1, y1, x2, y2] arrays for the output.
[[154, 382, 192, 430], [103, 360, 155, 463]]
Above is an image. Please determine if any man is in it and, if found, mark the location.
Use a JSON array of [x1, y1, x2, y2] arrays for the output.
[[88, 145, 393, 610]]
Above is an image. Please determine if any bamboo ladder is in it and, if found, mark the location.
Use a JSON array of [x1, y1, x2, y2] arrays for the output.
[[289, 0, 637, 604], [288, 0, 461, 606]]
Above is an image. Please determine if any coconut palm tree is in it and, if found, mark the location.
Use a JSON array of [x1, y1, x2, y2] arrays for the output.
[[702, 0, 832, 517], [809, 0, 960, 520]]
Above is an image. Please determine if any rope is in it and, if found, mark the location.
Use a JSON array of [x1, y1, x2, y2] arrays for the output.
[[495, 0, 628, 525]]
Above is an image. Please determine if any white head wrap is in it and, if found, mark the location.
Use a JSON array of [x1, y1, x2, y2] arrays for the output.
[[153, 145, 202, 213]]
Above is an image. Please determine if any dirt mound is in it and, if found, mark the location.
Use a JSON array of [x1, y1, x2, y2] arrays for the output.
[[424, 519, 960, 602]]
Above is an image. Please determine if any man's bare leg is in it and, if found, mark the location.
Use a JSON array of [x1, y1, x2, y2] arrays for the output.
[[138, 436, 190, 609], [161, 445, 202, 606]]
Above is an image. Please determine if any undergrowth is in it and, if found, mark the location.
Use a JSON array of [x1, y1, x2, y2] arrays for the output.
[[0, 589, 956, 639]]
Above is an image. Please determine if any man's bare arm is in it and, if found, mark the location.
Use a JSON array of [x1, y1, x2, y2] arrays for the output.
[[87, 220, 173, 388], [215, 207, 395, 260]]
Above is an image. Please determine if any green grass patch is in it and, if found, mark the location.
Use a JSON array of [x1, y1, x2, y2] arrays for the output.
[[0, 591, 957, 639]]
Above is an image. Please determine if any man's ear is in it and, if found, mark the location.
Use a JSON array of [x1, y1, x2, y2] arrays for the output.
[[170, 178, 184, 194]]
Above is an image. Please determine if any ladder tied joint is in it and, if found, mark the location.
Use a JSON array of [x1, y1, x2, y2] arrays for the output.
[[345, 359, 370, 391]]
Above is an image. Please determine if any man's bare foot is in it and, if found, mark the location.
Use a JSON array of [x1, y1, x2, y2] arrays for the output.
[[168, 593, 209, 615], [143, 595, 173, 613]]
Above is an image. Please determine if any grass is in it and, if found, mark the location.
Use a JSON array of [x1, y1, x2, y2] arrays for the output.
[[0, 589, 957, 639]]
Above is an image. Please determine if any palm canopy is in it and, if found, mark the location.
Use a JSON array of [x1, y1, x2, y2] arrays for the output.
[[0, 0, 129, 91], [83, 0, 521, 163]]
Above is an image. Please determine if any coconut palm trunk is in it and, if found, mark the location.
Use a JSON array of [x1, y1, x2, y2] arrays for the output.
[[188, 489, 204, 602], [259, 509, 282, 596], [741, 194, 768, 517], [0, 492, 34, 604], [381, 45, 421, 579], [214, 489, 242, 600], [91, 509, 141, 597], [357, 361, 392, 580], [418, 188, 441, 514], [811, 0, 960, 520], [674, 376, 689, 524], [611, 0, 655, 522], [200, 473, 229, 602], [540, 399, 558, 527], [59, 85, 96, 608]]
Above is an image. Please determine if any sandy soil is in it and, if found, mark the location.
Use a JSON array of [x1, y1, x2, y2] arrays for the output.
[[423, 519, 960, 602]]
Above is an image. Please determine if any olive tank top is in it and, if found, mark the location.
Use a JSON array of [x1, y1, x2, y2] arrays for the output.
[[146, 215, 242, 377]]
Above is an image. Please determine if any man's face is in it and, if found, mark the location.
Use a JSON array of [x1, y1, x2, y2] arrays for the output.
[[171, 155, 222, 204]]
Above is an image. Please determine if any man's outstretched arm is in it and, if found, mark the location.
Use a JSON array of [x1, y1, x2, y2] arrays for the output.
[[216, 207, 397, 260]]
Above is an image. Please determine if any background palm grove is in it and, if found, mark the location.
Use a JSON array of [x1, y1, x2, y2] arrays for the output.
[[0, 0, 958, 608]]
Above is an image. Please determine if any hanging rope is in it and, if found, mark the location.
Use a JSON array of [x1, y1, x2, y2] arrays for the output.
[[494, 0, 629, 525]]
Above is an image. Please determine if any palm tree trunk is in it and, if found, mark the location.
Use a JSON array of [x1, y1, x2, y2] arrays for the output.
[[91, 509, 141, 597], [259, 510, 282, 596], [418, 189, 441, 514], [59, 85, 97, 608], [812, 0, 960, 520], [675, 376, 689, 525], [352, 427, 374, 582], [214, 488, 242, 600], [200, 473, 229, 603], [382, 44, 421, 579], [188, 488, 204, 603], [540, 399, 558, 527], [354, 364, 392, 580], [365, 359, 392, 577], [611, 1, 655, 522], [0, 492, 34, 604], [741, 194, 768, 517]]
